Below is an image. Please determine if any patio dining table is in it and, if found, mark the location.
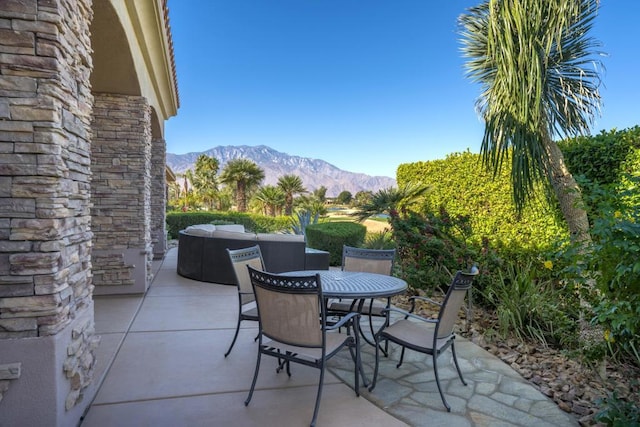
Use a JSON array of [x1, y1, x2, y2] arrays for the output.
[[282, 269, 407, 344], [281, 269, 408, 300]]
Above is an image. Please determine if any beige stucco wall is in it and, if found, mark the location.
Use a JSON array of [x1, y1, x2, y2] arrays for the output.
[[92, 0, 178, 127]]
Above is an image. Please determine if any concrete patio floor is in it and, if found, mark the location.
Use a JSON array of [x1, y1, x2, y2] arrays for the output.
[[80, 248, 578, 427]]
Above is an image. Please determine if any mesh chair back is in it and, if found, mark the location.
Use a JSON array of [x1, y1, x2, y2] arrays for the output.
[[248, 267, 323, 347], [436, 271, 476, 339], [342, 245, 395, 276], [228, 246, 264, 305]]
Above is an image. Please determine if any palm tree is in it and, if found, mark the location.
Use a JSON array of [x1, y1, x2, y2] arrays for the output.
[[459, 0, 603, 245], [192, 154, 220, 210], [277, 174, 307, 216], [351, 183, 430, 222], [181, 170, 200, 210], [167, 180, 182, 208], [219, 158, 265, 212], [253, 185, 285, 216], [295, 194, 328, 218]]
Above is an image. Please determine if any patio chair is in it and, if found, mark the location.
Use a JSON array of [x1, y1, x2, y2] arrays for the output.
[[369, 269, 478, 412], [224, 245, 265, 358], [245, 266, 361, 427], [327, 245, 396, 347]]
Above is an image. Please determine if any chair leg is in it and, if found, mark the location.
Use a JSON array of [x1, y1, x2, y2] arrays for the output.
[[310, 365, 326, 427], [224, 317, 242, 358], [367, 298, 390, 357], [351, 343, 361, 395], [451, 341, 467, 386], [383, 298, 391, 355], [350, 320, 363, 392], [433, 352, 451, 412], [356, 301, 388, 357], [244, 348, 262, 406], [365, 305, 388, 357], [396, 347, 406, 368]]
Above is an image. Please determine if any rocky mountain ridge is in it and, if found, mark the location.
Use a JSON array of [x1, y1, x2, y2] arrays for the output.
[[166, 145, 396, 197]]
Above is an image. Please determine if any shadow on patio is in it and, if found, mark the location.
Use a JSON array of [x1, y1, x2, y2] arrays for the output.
[[81, 248, 577, 427]]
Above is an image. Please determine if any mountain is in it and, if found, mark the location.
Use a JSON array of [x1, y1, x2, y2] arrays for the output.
[[166, 145, 396, 197]]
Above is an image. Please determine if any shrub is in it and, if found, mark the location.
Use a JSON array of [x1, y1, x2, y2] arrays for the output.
[[594, 391, 640, 427], [568, 176, 640, 366], [305, 221, 366, 265], [363, 230, 395, 250], [480, 260, 579, 347], [389, 208, 479, 293], [550, 172, 640, 369]]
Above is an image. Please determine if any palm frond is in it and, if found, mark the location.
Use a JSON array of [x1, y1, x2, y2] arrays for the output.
[[350, 183, 430, 222], [459, 0, 603, 211]]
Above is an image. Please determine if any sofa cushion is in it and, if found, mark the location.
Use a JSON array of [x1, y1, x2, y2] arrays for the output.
[[185, 224, 216, 236], [256, 233, 305, 242], [215, 224, 245, 233], [212, 230, 257, 241]]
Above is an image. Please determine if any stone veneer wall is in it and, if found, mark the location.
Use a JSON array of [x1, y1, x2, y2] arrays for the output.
[[91, 93, 153, 294], [0, 362, 20, 406], [151, 138, 167, 259], [0, 0, 100, 425]]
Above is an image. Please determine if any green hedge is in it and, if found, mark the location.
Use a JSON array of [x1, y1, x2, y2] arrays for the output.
[[560, 126, 640, 186], [397, 150, 567, 255], [394, 128, 640, 257], [166, 211, 291, 239], [560, 126, 640, 215], [305, 221, 367, 266]]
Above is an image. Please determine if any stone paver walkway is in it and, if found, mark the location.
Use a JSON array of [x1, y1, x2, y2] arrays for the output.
[[329, 327, 577, 426]]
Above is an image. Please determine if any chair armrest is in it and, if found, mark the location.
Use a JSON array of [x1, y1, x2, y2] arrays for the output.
[[383, 307, 438, 324], [325, 312, 359, 331]]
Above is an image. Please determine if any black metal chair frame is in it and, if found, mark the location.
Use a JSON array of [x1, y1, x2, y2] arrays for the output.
[[224, 245, 264, 358], [244, 266, 361, 427], [328, 245, 396, 351], [369, 270, 477, 412]]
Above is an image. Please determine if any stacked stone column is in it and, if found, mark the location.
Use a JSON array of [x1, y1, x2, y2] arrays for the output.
[[91, 93, 153, 295], [0, 0, 99, 425], [151, 137, 167, 259]]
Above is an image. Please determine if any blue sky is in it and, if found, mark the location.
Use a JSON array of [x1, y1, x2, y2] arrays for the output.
[[166, 1, 640, 178]]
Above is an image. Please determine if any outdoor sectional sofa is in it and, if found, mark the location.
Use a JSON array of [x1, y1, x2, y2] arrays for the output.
[[177, 224, 330, 285]]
